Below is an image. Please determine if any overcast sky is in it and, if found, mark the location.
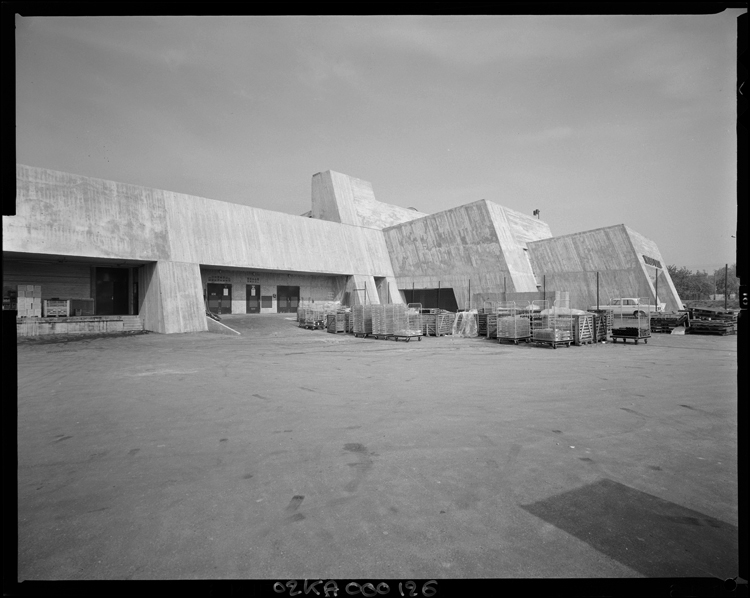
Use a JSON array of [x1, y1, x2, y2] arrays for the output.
[[15, 13, 743, 272]]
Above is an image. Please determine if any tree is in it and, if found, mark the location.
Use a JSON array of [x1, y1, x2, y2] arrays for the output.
[[667, 265, 694, 298], [667, 265, 717, 300], [712, 263, 739, 296]]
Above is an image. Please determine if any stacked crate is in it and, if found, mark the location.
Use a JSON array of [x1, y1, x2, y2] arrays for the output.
[[352, 305, 373, 336], [326, 312, 347, 333], [421, 310, 454, 336], [16, 285, 42, 318], [371, 304, 386, 335], [573, 314, 595, 346], [589, 309, 612, 341], [44, 299, 70, 317]]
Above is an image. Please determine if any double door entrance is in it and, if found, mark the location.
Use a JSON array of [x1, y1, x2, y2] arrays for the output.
[[95, 267, 130, 315], [206, 283, 232, 315], [276, 285, 300, 313]]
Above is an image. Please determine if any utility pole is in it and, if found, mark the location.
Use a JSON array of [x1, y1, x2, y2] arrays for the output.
[[725, 264, 728, 310]]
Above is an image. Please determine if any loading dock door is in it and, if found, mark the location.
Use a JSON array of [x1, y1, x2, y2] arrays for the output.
[[246, 284, 260, 313], [402, 288, 459, 312], [95, 267, 130, 315], [276, 285, 300, 313], [207, 283, 232, 315]]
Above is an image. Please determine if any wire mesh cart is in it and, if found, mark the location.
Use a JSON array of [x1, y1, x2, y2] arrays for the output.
[[532, 300, 574, 348], [496, 301, 532, 344], [389, 303, 423, 341], [352, 304, 373, 338], [611, 298, 651, 344]]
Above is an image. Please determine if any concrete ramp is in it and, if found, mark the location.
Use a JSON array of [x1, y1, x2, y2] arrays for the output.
[[206, 316, 241, 335]]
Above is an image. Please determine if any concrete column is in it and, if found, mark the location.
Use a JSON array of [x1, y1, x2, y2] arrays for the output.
[[140, 261, 207, 334]]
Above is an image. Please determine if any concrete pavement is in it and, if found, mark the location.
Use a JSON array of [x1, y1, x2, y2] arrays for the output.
[[16, 315, 739, 579]]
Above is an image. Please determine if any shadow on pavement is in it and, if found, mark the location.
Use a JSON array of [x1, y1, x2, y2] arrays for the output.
[[519, 478, 737, 578]]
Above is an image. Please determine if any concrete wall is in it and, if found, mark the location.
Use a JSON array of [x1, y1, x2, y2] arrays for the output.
[[625, 226, 682, 312], [526, 225, 682, 311], [311, 170, 428, 230], [139, 261, 207, 334], [8, 165, 170, 261], [382, 200, 549, 308], [7, 165, 404, 333]]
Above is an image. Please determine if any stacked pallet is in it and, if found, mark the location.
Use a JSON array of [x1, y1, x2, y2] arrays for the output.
[[16, 285, 42, 318], [686, 320, 736, 336], [573, 314, 595, 346], [687, 308, 738, 334], [650, 313, 688, 333], [352, 305, 373, 335]]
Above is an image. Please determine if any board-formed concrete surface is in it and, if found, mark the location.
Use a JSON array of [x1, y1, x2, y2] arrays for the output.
[[16, 315, 738, 580]]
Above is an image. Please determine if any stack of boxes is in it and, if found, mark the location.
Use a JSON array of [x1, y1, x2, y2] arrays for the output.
[[17, 285, 42, 318]]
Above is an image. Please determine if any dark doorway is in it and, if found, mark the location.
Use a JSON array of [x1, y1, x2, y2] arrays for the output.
[[246, 284, 261, 313], [276, 285, 300, 313], [95, 268, 130, 315], [402, 288, 459, 312], [207, 283, 232, 315]]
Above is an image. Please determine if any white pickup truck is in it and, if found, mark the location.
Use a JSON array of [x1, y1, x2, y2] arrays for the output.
[[589, 298, 666, 316]]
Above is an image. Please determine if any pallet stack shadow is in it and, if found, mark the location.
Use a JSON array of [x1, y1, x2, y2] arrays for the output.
[[421, 309, 454, 336], [685, 307, 737, 335]]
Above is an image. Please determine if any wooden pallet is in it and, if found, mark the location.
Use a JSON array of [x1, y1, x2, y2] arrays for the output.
[[686, 320, 736, 335]]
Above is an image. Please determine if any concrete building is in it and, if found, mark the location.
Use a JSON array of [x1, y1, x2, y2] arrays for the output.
[[3, 164, 682, 335]]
